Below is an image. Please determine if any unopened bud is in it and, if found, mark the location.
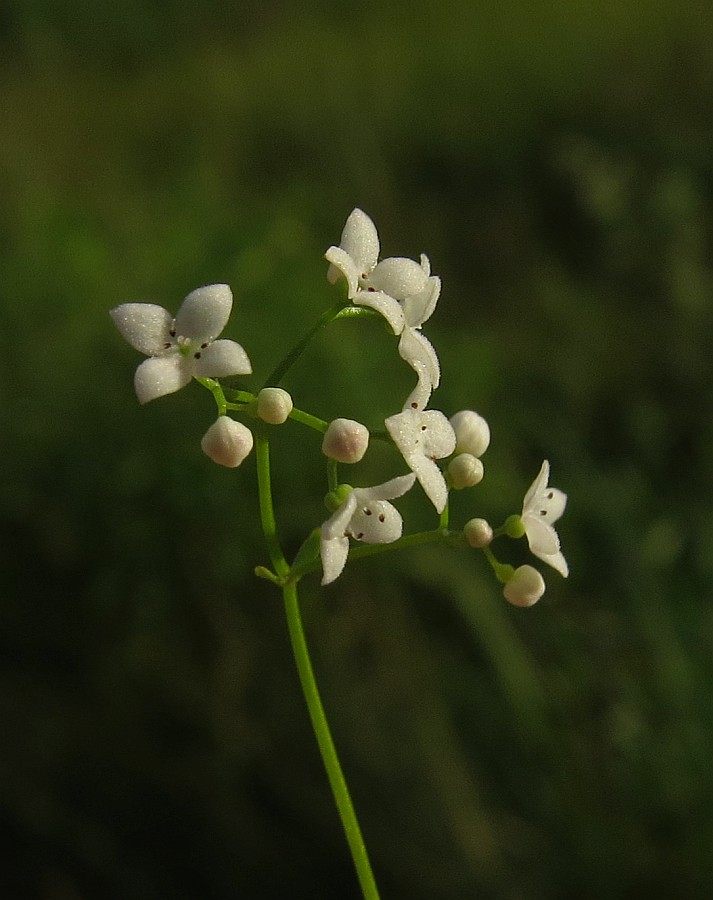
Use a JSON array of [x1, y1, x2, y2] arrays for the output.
[[449, 410, 490, 458], [448, 453, 484, 489], [257, 387, 293, 424], [322, 418, 369, 464], [464, 517, 493, 548], [201, 416, 254, 468], [503, 565, 545, 608]]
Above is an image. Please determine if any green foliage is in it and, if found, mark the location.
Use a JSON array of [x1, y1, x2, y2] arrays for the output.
[[2, 1, 713, 897]]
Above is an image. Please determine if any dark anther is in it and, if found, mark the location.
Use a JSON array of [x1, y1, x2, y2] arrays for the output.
[[364, 508, 372, 516], [378, 514, 385, 522], [169, 330, 176, 337], [356, 532, 364, 539], [411, 402, 418, 408], [201, 343, 208, 349], [194, 352, 202, 359], [163, 342, 171, 349]]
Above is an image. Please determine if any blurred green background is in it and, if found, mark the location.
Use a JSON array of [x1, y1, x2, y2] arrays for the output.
[[2, 1, 713, 897]]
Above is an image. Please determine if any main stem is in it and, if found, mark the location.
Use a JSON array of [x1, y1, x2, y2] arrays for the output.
[[254, 426, 379, 899], [283, 580, 380, 900]]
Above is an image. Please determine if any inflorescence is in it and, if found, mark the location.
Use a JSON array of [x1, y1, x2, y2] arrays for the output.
[[111, 208, 568, 605]]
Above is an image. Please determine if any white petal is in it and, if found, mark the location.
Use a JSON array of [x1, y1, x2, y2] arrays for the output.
[[385, 409, 455, 461], [321, 493, 358, 541], [364, 257, 429, 300], [523, 516, 561, 557], [401, 361, 434, 413], [402, 276, 441, 328], [347, 499, 403, 544], [419, 254, 431, 277], [353, 289, 405, 334], [523, 460, 550, 512], [325, 245, 361, 297], [399, 328, 440, 391], [110, 303, 173, 356], [133, 355, 192, 404], [320, 534, 350, 585], [193, 339, 252, 378], [543, 549, 569, 578], [355, 473, 416, 503], [174, 284, 233, 343], [406, 453, 449, 513], [338, 208, 379, 273]]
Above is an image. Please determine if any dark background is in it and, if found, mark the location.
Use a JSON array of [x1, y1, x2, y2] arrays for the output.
[[2, 2, 713, 897]]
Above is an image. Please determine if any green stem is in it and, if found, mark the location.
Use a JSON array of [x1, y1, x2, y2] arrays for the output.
[[262, 300, 347, 388], [283, 580, 380, 900], [254, 424, 290, 579], [262, 302, 383, 388]]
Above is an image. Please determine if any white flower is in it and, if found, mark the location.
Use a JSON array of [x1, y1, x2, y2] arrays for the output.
[[201, 416, 254, 468], [503, 565, 546, 607], [384, 408, 456, 513], [322, 418, 370, 464], [325, 208, 428, 336], [111, 284, 252, 404], [320, 474, 416, 585], [398, 256, 442, 411], [521, 460, 569, 577]]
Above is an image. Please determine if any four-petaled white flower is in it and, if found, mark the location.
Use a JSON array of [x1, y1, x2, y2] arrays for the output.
[[326, 208, 427, 336], [320, 474, 416, 585], [111, 284, 252, 404], [385, 409, 456, 513], [521, 460, 568, 577]]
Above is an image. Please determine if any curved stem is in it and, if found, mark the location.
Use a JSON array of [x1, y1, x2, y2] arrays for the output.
[[283, 580, 380, 900], [262, 300, 347, 388], [262, 302, 383, 388]]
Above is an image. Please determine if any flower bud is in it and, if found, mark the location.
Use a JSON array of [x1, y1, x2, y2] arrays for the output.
[[322, 418, 369, 464], [503, 565, 545, 608], [201, 416, 254, 468], [449, 410, 490, 458], [448, 453, 484, 489], [464, 517, 493, 548], [257, 387, 293, 424]]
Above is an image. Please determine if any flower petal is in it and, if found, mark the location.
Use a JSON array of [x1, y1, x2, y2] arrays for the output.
[[338, 208, 380, 273], [174, 284, 233, 343], [364, 257, 429, 300], [325, 245, 361, 297], [133, 355, 192, 404], [347, 499, 403, 544], [406, 453, 449, 513], [523, 515, 561, 557], [399, 329, 440, 393], [523, 460, 550, 511], [321, 493, 358, 541], [402, 276, 441, 328], [353, 289, 405, 334], [356, 473, 416, 503], [320, 535, 349, 585], [193, 339, 252, 378], [110, 303, 173, 356]]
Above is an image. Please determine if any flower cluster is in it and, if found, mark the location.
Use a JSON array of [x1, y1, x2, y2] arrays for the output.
[[110, 208, 569, 606]]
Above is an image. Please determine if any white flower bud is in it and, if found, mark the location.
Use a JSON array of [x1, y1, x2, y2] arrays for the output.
[[449, 410, 491, 458], [257, 387, 293, 425], [322, 418, 369, 464], [448, 453, 484, 489], [464, 517, 493, 548], [201, 416, 254, 468], [503, 565, 545, 608]]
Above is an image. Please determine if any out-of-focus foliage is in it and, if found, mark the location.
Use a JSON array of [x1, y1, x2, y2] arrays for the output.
[[2, 1, 713, 897]]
